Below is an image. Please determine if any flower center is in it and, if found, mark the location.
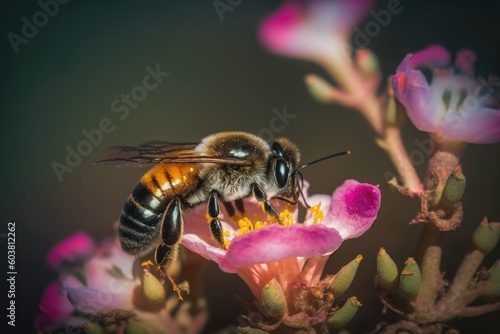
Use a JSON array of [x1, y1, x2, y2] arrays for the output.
[[222, 203, 325, 247]]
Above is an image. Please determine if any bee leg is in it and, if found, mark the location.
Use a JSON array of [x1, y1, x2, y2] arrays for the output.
[[155, 197, 183, 269], [234, 198, 246, 216], [252, 184, 282, 224], [208, 192, 227, 250], [222, 201, 235, 218]]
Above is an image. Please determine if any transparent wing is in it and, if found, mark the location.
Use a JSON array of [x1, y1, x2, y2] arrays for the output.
[[95, 141, 252, 167]]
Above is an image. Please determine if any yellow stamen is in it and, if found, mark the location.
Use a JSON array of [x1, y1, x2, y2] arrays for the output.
[[309, 202, 325, 224], [223, 207, 297, 245]]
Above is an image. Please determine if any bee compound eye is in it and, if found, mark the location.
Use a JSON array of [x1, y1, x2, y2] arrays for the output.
[[275, 159, 289, 189]]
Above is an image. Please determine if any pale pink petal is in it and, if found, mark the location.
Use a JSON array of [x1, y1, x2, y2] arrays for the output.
[[47, 232, 96, 270], [324, 180, 380, 239], [65, 284, 134, 313], [259, 0, 373, 60], [84, 237, 136, 290], [303, 194, 331, 225], [440, 107, 500, 144], [393, 55, 440, 132], [182, 234, 238, 273], [225, 224, 342, 267]]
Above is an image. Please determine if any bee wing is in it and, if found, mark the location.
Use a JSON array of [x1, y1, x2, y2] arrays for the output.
[[95, 141, 252, 167]]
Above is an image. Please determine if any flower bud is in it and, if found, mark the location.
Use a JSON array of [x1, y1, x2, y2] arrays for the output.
[[398, 258, 421, 301], [261, 278, 287, 317], [376, 248, 398, 292], [304, 74, 335, 104], [482, 260, 500, 302], [125, 319, 149, 334], [439, 165, 466, 208], [142, 269, 166, 304], [355, 49, 380, 78], [472, 217, 500, 254], [330, 255, 363, 298], [327, 297, 362, 328], [83, 323, 105, 334]]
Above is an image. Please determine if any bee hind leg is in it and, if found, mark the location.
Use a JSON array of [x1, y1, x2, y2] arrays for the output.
[[208, 191, 227, 250], [155, 197, 183, 269]]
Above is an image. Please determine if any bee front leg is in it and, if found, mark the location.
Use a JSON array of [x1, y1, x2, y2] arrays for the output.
[[208, 191, 227, 250], [252, 184, 282, 224], [155, 197, 183, 269]]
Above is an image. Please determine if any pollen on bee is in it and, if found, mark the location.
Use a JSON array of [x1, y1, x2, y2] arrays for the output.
[[141, 260, 154, 267]]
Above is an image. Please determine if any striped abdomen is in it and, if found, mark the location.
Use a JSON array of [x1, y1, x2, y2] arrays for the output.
[[118, 163, 201, 255]]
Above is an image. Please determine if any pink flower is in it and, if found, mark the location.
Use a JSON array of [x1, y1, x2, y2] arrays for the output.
[[36, 233, 207, 334], [182, 179, 381, 301], [259, 0, 372, 61], [46, 231, 96, 270], [393, 45, 500, 144]]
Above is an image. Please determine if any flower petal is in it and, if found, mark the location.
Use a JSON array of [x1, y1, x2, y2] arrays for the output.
[[440, 107, 500, 144], [303, 194, 331, 225], [35, 281, 75, 331], [259, 0, 372, 60], [259, 1, 304, 57], [182, 233, 238, 273], [454, 49, 476, 73], [65, 285, 133, 313], [225, 224, 342, 267], [324, 180, 380, 239], [409, 44, 450, 69], [47, 232, 96, 270], [393, 54, 441, 132]]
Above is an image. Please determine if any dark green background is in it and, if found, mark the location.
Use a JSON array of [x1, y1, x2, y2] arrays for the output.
[[1, 0, 500, 333]]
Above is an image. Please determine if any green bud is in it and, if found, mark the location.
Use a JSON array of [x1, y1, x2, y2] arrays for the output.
[[125, 319, 149, 334], [355, 49, 380, 78], [398, 258, 421, 301], [376, 248, 398, 292], [472, 217, 500, 254], [327, 297, 362, 328], [304, 74, 334, 104], [261, 278, 287, 317], [439, 165, 466, 207], [83, 323, 105, 334], [330, 255, 363, 298], [482, 260, 500, 302], [142, 269, 166, 304]]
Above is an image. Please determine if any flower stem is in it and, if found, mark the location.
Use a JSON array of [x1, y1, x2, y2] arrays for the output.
[[318, 55, 384, 135], [414, 139, 464, 314], [435, 248, 485, 316], [379, 127, 422, 194], [415, 223, 443, 310]]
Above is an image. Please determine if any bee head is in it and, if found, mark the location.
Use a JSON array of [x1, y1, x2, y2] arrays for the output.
[[268, 137, 301, 198]]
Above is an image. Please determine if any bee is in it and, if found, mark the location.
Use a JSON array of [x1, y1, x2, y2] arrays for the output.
[[97, 131, 348, 270]]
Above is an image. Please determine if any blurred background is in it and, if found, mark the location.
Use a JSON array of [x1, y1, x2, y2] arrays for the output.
[[1, 0, 500, 333]]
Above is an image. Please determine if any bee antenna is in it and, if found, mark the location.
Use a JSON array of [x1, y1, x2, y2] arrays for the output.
[[295, 150, 351, 173], [296, 171, 311, 208]]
